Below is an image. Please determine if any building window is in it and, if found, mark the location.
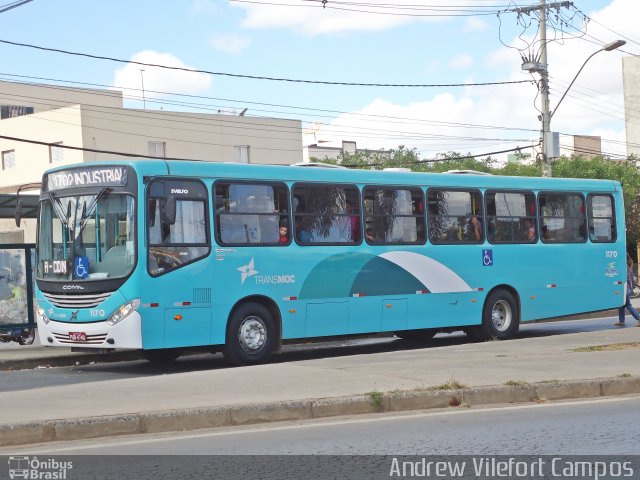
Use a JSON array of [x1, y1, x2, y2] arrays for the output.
[[49, 143, 64, 163], [1, 105, 34, 119], [148, 141, 166, 158], [234, 145, 250, 163], [2, 150, 15, 170]]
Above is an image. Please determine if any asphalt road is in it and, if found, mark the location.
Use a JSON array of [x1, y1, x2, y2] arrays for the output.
[[5, 395, 640, 455], [0, 316, 626, 393]]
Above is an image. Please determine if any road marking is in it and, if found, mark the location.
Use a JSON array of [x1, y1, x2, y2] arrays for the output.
[[6, 394, 640, 454]]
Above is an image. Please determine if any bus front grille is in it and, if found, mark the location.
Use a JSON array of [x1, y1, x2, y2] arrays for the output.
[[43, 291, 114, 309], [52, 332, 108, 344]]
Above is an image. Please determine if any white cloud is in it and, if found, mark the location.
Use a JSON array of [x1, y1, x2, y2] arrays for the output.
[[463, 17, 488, 33], [209, 33, 252, 54], [111, 51, 212, 101], [448, 54, 473, 70], [308, 0, 632, 160]]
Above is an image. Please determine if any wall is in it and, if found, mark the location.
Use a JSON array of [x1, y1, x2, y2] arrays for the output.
[[623, 56, 640, 157]]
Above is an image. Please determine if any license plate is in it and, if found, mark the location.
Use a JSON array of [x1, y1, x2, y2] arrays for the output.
[[69, 332, 87, 342]]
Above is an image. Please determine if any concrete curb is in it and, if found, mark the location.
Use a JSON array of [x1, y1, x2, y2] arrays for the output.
[[2, 376, 639, 447], [0, 351, 143, 370]]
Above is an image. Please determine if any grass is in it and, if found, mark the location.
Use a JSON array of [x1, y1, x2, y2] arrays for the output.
[[429, 378, 467, 391], [504, 379, 530, 388], [617, 373, 632, 378], [572, 342, 640, 352], [367, 390, 384, 407]]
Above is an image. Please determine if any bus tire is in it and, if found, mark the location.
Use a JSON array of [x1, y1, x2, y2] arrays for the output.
[[395, 329, 437, 342], [225, 302, 276, 366], [142, 348, 183, 363], [473, 289, 520, 341]]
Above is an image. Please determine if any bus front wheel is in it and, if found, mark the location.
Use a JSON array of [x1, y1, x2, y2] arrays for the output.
[[225, 302, 276, 366], [470, 289, 519, 341]]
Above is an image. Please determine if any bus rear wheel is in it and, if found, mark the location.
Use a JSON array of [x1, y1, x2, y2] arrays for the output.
[[470, 289, 519, 341], [225, 302, 276, 366]]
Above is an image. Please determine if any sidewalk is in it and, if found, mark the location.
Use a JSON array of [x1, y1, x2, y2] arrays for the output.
[[2, 312, 640, 448]]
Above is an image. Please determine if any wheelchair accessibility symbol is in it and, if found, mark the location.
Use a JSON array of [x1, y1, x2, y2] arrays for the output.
[[482, 249, 493, 266], [74, 256, 89, 279]]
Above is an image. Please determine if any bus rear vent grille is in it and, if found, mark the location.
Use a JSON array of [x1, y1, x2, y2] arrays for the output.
[[43, 291, 114, 309], [193, 288, 211, 304]]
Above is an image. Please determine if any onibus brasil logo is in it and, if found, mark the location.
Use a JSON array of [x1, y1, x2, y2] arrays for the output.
[[8, 456, 72, 480]]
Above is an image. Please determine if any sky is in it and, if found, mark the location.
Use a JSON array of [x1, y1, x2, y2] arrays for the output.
[[0, 0, 637, 162]]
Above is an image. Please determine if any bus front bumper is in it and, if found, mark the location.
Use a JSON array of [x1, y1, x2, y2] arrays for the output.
[[36, 312, 142, 350]]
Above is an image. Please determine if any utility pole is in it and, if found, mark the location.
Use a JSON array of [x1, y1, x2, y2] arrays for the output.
[[140, 69, 146, 110], [539, 0, 552, 177], [515, 1, 573, 177]]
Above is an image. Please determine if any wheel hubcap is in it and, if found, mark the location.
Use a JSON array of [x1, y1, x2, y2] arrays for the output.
[[238, 316, 267, 353], [491, 300, 512, 332]]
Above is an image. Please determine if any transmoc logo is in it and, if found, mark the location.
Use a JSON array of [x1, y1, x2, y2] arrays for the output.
[[238, 258, 258, 284], [237, 258, 295, 285]]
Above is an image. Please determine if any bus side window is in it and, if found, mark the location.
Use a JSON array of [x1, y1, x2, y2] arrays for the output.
[[147, 179, 210, 276], [214, 182, 289, 246]]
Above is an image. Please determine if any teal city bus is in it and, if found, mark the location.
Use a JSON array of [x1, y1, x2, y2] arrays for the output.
[[31, 160, 626, 365]]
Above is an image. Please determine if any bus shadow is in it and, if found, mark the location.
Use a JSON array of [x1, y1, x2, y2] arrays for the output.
[[75, 317, 612, 376]]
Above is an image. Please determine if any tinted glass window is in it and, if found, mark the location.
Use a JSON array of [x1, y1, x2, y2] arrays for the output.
[[427, 190, 483, 244], [588, 194, 616, 243], [147, 179, 210, 276], [539, 193, 586, 243], [486, 191, 537, 243], [215, 182, 290, 245], [363, 187, 425, 244], [293, 184, 360, 245]]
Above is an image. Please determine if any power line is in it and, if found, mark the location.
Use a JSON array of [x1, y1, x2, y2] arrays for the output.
[[0, 38, 531, 88], [0, 73, 539, 135], [0, 0, 33, 14]]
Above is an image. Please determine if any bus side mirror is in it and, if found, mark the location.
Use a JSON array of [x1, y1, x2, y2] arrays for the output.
[[162, 195, 177, 225], [14, 198, 23, 227]]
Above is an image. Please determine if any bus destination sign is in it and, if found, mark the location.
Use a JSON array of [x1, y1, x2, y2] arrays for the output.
[[45, 166, 128, 191]]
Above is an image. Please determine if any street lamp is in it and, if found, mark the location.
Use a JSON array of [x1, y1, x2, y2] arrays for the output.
[[523, 39, 626, 177]]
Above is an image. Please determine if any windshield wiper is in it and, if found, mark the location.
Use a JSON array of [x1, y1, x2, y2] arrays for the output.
[[77, 187, 111, 233], [48, 191, 69, 228]]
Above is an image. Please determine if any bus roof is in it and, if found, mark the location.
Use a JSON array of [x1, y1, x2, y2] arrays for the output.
[[47, 159, 622, 193]]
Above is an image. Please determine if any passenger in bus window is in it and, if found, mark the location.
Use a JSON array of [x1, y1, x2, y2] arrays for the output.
[[345, 200, 360, 242], [365, 228, 375, 243], [278, 222, 289, 244], [468, 216, 482, 241], [524, 219, 536, 241]]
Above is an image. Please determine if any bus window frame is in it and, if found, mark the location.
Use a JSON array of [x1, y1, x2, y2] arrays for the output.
[[213, 179, 291, 247], [426, 187, 484, 245], [292, 182, 362, 247], [586, 192, 617, 243], [146, 177, 211, 277], [485, 189, 538, 245], [538, 190, 588, 244], [363, 184, 426, 246]]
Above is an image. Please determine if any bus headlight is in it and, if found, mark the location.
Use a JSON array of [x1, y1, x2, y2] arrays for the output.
[[35, 302, 50, 325], [106, 299, 140, 326]]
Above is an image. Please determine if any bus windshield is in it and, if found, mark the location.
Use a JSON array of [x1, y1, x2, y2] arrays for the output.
[[37, 192, 136, 281]]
